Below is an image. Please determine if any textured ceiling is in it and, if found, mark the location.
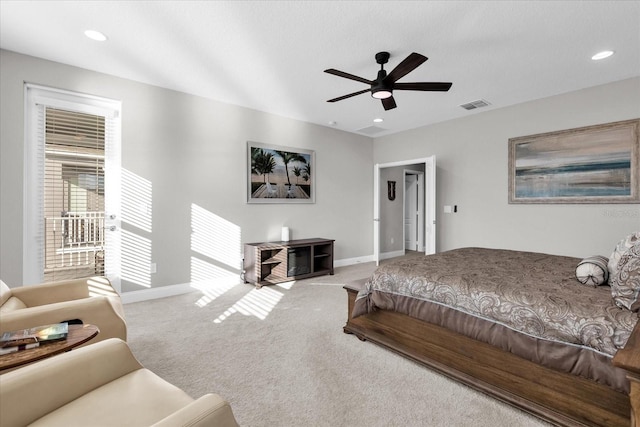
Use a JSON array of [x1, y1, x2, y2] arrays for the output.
[[1, 1, 639, 137]]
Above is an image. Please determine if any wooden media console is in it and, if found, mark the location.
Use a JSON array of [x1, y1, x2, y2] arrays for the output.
[[243, 238, 334, 287]]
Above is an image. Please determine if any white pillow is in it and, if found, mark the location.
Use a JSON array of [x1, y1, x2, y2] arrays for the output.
[[575, 255, 609, 287], [608, 231, 640, 283]]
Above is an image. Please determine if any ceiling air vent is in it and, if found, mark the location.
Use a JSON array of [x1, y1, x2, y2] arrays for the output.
[[356, 125, 387, 135], [460, 99, 491, 111]]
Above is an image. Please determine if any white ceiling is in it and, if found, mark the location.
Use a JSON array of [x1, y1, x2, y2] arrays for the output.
[[1, 1, 639, 137]]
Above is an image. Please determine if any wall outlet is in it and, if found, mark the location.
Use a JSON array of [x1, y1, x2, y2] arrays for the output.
[[150, 262, 157, 274], [391, 237, 395, 244]]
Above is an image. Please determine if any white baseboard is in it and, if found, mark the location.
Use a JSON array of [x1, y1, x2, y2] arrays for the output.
[[334, 255, 374, 267], [121, 282, 196, 304], [379, 250, 405, 260]]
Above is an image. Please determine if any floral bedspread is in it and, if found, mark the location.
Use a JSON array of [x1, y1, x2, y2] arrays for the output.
[[355, 248, 638, 356]]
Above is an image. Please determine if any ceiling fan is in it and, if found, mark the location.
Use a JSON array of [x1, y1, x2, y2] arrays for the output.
[[324, 52, 452, 111]]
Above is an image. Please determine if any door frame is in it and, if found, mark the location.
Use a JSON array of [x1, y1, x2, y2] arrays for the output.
[[374, 156, 436, 265], [23, 84, 122, 290]]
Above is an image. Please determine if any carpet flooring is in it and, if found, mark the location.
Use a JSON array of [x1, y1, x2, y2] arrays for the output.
[[124, 257, 550, 427]]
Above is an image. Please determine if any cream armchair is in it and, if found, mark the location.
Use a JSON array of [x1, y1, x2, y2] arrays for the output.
[[0, 338, 240, 426], [0, 277, 126, 343]]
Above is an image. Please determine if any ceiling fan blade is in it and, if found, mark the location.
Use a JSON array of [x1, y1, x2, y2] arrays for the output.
[[327, 88, 371, 103], [382, 96, 397, 110], [394, 82, 452, 91], [384, 52, 428, 84], [324, 69, 373, 85]]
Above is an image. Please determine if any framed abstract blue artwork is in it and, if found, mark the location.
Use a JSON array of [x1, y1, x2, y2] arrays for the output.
[[508, 119, 639, 204]]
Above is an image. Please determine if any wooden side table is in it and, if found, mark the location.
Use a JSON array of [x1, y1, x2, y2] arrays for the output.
[[0, 324, 99, 372]]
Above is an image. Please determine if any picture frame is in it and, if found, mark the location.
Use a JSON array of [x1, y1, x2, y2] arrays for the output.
[[508, 119, 640, 204], [247, 141, 315, 204]]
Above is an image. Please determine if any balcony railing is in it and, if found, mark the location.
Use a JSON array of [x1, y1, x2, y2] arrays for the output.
[[45, 211, 105, 274]]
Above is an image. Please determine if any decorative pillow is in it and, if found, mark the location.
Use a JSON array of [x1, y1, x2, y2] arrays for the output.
[[575, 255, 609, 287], [610, 243, 640, 311], [608, 231, 640, 283]]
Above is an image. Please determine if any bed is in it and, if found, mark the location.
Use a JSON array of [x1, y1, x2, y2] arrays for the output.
[[343, 247, 640, 427]]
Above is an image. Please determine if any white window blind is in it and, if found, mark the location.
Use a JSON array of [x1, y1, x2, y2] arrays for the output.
[[42, 107, 106, 282]]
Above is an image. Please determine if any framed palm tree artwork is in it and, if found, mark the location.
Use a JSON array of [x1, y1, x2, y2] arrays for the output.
[[247, 141, 315, 204]]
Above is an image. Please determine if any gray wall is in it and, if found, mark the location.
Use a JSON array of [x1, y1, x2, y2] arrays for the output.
[[379, 166, 404, 253], [374, 77, 640, 258], [0, 50, 373, 290]]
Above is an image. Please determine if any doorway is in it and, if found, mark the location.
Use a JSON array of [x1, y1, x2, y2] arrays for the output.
[[373, 156, 435, 265]]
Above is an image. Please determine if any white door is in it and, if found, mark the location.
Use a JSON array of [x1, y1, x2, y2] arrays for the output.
[[404, 174, 417, 250], [24, 85, 122, 290], [404, 171, 425, 252]]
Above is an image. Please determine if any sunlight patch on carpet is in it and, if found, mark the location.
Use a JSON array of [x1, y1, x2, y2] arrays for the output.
[[191, 276, 242, 308], [275, 280, 296, 290], [214, 286, 284, 323]]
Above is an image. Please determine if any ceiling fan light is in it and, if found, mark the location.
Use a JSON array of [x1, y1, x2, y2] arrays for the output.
[[371, 88, 392, 99], [591, 50, 614, 60]]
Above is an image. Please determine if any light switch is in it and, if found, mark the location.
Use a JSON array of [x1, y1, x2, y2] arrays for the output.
[[444, 205, 452, 213]]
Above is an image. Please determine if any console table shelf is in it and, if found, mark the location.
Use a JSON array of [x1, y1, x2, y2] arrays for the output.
[[244, 238, 334, 287]]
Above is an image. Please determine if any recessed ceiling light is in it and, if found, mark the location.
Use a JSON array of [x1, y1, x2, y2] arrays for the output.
[[84, 30, 107, 42], [373, 118, 384, 123], [591, 50, 614, 60]]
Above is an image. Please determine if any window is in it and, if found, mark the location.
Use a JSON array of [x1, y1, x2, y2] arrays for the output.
[[43, 108, 106, 281]]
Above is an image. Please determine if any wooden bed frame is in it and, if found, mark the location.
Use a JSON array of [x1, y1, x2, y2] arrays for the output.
[[343, 281, 640, 427]]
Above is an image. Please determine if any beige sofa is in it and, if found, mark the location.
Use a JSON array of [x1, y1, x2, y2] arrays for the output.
[[0, 277, 126, 343], [0, 338, 239, 426]]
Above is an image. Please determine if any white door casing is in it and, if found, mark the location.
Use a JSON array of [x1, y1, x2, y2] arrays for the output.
[[373, 164, 381, 265], [425, 156, 436, 255]]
